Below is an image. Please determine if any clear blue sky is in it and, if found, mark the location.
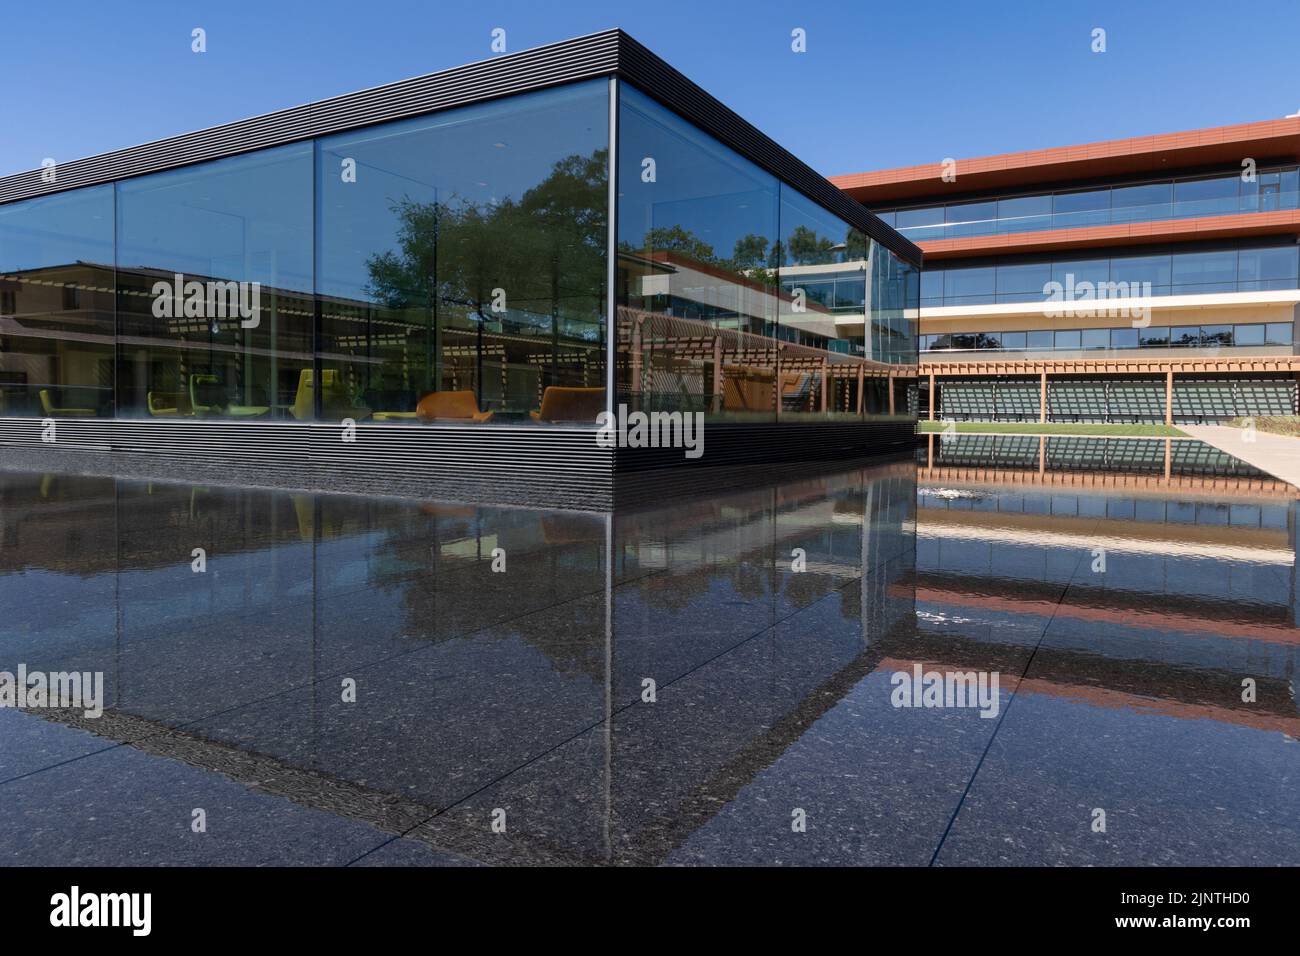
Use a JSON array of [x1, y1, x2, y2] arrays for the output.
[[4, 0, 1297, 179]]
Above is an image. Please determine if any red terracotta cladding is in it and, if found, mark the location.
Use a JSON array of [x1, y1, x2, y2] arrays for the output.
[[832, 117, 1300, 205]]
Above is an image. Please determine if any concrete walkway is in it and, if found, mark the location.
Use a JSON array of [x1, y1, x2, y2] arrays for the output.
[[1181, 424, 1300, 489]]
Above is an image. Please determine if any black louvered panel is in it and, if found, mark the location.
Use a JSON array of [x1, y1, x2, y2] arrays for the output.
[[612, 421, 918, 472], [0, 419, 615, 510]]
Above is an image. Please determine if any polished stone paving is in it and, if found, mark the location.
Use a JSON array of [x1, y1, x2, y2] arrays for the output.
[[1, 453, 1298, 866]]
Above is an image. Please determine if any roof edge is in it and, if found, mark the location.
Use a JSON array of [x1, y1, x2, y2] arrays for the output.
[[0, 29, 920, 266]]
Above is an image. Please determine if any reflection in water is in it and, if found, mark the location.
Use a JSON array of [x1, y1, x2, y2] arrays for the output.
[[3, 450, 1299, 866], [914, 463, 1300, 866], [0, 463, 917, 865]]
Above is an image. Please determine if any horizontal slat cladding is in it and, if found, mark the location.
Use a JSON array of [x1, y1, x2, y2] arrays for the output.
[[308, 32, 620, 137], [0, 419, 614, 510], [614, 35, 922, 267], [613, 422, 919, 472], [0, 33, 621, 205]]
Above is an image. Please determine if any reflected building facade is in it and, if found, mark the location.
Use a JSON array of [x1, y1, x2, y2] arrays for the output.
[[0, 32, 919, 503]]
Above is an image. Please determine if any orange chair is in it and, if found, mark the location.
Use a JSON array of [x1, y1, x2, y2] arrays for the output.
[[722, 365, 775, 412], [530, 387, 606, 423], [415, 390, 493, 423]]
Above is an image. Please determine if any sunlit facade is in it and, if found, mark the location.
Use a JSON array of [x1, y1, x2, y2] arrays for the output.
[[833, 119, 1300, 424]]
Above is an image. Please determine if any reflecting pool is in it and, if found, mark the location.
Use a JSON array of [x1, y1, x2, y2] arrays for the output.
[[1, 443, 1298, 865]]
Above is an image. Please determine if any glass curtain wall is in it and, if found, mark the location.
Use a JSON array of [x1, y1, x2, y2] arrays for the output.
[[1, 76, 919, 427], [616, 83, 917, 423], [1, 81, 608, 425]]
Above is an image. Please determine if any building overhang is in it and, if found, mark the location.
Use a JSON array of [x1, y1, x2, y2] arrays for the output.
[[830, 117, 1300, 206]]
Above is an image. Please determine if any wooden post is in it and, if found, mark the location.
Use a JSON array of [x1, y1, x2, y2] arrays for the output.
[[1039, 370, 1047, 424], [820, 359, 828, 413], [1038, 435, 1046, 475], [1165, 369, 1174, 426], [630, 315, 643, 410], [1164, 437, 1172, 481], [712, 334, 722, 413], [773, 346, 781, 420], [856, 363, 865, 415], [928, 371, 936, 421], [888, 372, 895, 416]]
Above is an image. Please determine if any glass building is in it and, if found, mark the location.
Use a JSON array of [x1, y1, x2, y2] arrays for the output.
[[0, 31, 920, 491]]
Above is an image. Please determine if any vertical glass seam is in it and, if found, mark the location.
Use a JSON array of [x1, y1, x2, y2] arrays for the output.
[[605, 76, 619, 420]]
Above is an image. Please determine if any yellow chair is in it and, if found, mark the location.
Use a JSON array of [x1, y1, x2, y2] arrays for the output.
[[414, 390, 493, 423], [147, 390, 192, 417], [189, 374, 221, 416], [39, 389, 95, 417], [530, 386, 606, 423], [291, 369, 369, 421]]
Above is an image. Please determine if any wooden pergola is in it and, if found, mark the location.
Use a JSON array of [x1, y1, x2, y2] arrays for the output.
[[617, 306, 916, 416]]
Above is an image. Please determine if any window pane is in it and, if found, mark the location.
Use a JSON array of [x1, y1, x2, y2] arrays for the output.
[[833, 276, 866, 310], [1170, 326, 1200, 346], [1201, 325, 1232, 347], [1238, 245, 1298, 283], [779, 189, 891, 414], [1266, 322, 1293, 346], [1174, 175, 1239, 218], [1141, 326, 1170, 346], [997, 194, 1052, 233], [943, 266, 996, 300], [1081, 328, 1109, 349], [1171, 250, 1237, 289], [996, 261, 1052, 296], [921, 269, 943, 303], [1234, 323, 1266, 346], [1110, 327, 1139, 349], [1053, 189, 1110, 228], [619, 83, 778, 421], [1052, 258, 1110, 287], [1000, 331, 1026, 349], [0, 186, 115, 417], [1027, 330, 1053, 350], [945, 200, 997, 238], [322, 81, 610, 426], [895, 205, 944, 240], [1110, 182, 1172, 223], [1055, 329, 1081, 349], [1111, 254, 1172, 291], [1283, 170, 1299, 209], [116, 143, 314, 420]]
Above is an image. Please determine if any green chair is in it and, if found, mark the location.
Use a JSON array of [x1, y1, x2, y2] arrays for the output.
[[39, 389, 95, 417]]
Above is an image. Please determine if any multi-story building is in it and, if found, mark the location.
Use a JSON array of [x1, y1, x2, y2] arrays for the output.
[[832, 119, 1300, 425]]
